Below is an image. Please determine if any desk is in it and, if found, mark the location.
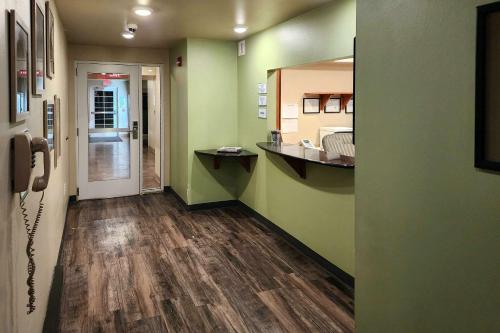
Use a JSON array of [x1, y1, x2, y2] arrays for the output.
[[195, 149, 258, 172], [256, 142, 354, 179]]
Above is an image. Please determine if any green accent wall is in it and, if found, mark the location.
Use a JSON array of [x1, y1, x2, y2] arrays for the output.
[[356, 0, 500, 332], [236, 0, 357, 275], [170, 41, 189, 202], [170, 39, 239, 204]]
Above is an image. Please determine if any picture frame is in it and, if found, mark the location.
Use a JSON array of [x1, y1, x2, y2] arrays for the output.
[[43, 100, 54, 151], [9, 10, 30, 123], [303, 98, 320, 114], [53, 95, 60, 167], [46, 1, 55, 79], [56, 95, 61, 158], [325, 97, 341, 113], [31, 0, 45, 96], [345, 98, 354, 113], [475, 1, 500, 171]]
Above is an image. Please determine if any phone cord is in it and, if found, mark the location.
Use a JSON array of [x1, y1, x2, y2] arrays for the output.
[[19, 191, 45, 314]]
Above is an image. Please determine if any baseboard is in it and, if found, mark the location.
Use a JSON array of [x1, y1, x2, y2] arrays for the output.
[[164, 186, 239, 211], [238, 202, 355, 291], [42, 265, 63, 333], [164, 188, 354, 290], [43, 199, 71, 332]]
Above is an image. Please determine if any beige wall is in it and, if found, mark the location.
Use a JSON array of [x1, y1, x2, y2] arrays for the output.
[[281, 67, 353, 146], [67, 44, 170, 194], [0, 1, 69, 332]]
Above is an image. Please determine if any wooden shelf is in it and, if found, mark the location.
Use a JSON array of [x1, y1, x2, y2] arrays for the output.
[[195, 149, 258, 173], [304, 92, 353, 112]]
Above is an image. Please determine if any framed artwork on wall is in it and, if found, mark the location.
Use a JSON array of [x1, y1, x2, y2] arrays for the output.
[[476, 1, 500, 171], [303, 98, 320, 114], [31, 0, 45, 96], [9, 10, 30, 123], [43, 100, 54, 151], [325, 97, 341, 113], [345, 98, 354, 113], [46, 1, 55, 79], [53, 95, 60, 167], [56, 95, 61, 158]]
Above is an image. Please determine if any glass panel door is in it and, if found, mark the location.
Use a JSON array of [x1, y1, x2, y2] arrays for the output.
[[77, 64, 139, 199]]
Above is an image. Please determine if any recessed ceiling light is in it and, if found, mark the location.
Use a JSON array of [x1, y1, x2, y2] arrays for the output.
[[148, 69, 153, 72], [334, 58, 354, 63], [121, 31, 135, 39], [234, 25, 248, 34], [134, 6, 153, 17]]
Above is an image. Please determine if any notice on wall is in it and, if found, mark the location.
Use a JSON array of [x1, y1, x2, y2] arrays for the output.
[[282, 103, 299, 119], [258, 95, 267, 106], [258, 83, 267, 94], [258, 107, 267, 119], [281, 118, 298, 133]]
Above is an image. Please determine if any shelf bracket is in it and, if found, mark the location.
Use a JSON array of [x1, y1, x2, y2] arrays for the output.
[[283, 156, 307, 179]]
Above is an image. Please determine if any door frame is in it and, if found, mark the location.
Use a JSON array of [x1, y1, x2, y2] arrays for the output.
[[74, 61, 165, 200]]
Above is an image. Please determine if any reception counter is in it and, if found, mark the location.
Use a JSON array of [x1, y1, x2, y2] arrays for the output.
[[257, 142, 354, 178]]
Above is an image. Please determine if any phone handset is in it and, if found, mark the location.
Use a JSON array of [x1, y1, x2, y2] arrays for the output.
[[12, 131, 50, 314]]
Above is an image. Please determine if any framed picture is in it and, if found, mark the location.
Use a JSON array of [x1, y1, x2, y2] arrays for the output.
[[31, 0, 45, 96], [9, 11, 30, 123], [345, 98, 354, 113], [325, 97, 341, 113], [56, 95, 61, 158], [476, 1, 500, 171], [303, 98, 320, 114], [43, 100, 54, 151], [53, 95, 60, 167], [46, 1, 55, 79]]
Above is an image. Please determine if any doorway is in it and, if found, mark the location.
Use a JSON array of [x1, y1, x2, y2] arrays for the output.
[[141, 66, 162, 191], [77, 63, 140, 200]]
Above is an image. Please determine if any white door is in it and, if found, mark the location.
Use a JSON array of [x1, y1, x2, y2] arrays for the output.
[[77, 63, 140, 200]]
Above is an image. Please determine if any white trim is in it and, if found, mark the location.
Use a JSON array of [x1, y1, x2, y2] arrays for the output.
[[74, 61, 167, 199]]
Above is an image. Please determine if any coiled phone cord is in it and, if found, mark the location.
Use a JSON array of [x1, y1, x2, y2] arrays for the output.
[[19, 191, 45, 314]]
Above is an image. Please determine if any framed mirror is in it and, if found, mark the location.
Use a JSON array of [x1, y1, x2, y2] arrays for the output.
[[31, 0, 45, 96], [43, 100, 54, 151], [9, 10, 30, 123]]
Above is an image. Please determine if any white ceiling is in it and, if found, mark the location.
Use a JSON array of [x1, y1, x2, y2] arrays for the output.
[[54, 0, 333, 48]]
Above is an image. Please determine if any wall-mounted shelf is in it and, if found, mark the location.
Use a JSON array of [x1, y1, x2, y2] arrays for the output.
[[304, 92, 353, 111], [195, 149, 258, 173], [257, 142, 354, 179]]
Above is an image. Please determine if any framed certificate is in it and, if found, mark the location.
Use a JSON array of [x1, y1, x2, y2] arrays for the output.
[[303, 98, 320, 114], [325, 97, 341, 113]]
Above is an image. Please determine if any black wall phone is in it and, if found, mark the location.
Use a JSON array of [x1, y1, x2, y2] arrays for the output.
[[12, 131, 50, 314]]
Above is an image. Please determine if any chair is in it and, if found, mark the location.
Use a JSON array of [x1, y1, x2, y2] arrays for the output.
[[322, 132, 355, 157]]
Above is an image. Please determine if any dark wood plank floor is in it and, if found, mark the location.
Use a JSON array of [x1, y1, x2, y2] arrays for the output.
[[58, 193, 354, 332]]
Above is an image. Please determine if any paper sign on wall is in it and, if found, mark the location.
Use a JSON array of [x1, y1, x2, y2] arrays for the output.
[[281, 119, 298, 133], [258, 83, 267, 94], [282, 103, 299, 119], [258, 107, 267, 119], [258, 95, 267, 106], [238, 40, 246, 56]]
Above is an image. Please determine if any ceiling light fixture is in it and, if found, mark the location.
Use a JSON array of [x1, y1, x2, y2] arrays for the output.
[[121, 31, 135, 39], [334, 58, 354, 63], [233, 25, 248, 34], [134, 6, 153, 16]]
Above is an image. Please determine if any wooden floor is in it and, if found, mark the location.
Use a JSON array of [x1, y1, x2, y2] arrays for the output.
[[143, 146, 161, 189], [58, 193, 354, 332], [88, 135, 130, 182]]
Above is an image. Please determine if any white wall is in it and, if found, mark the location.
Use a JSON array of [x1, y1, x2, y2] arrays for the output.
[[0, 1, 69, 332]]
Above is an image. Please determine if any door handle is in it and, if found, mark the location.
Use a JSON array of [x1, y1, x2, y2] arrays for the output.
[[132, 121, 138, 139]]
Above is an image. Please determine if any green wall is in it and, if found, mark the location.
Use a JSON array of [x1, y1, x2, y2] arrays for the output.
[[170, 41, 189, 202], [237, 0, 357, 275], [188, 39, 239, 204], [356, 0, 500, 332], [170, 39, 239, 204]]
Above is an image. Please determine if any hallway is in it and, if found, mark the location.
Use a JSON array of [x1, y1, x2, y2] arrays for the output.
[[58, 193, 354, 332]]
